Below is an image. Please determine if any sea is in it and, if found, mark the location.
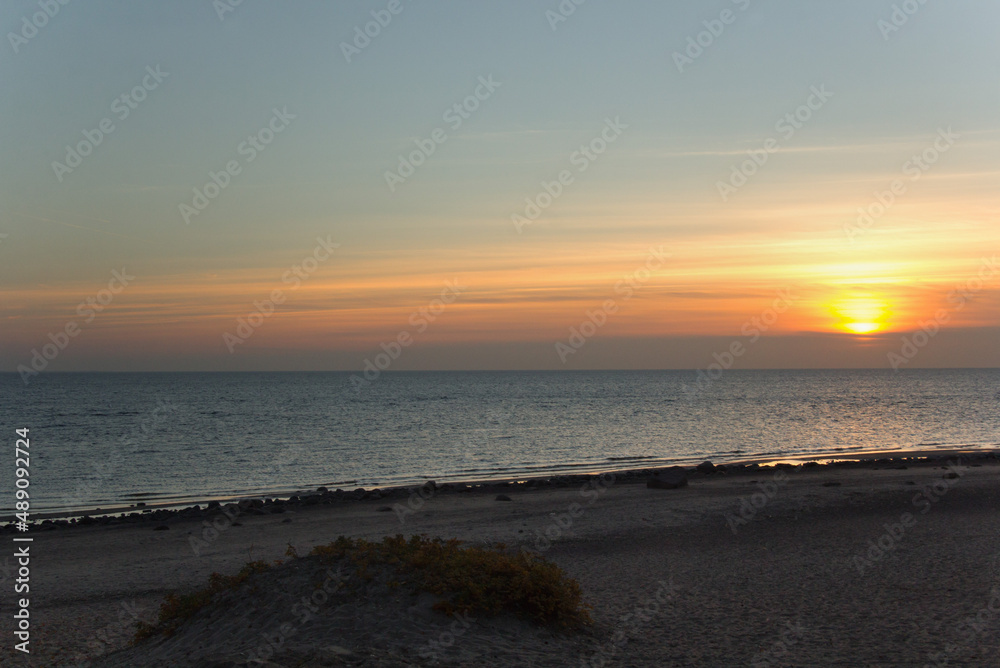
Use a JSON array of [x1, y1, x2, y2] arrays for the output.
[[2, 369, 998, 516]]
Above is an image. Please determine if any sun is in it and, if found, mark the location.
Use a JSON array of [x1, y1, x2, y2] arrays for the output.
[[843, 321, 881, 334], [829, 297, 891, 335]]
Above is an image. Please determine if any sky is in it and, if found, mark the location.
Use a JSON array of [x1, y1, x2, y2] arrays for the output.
[[1, 0, 998, 373]]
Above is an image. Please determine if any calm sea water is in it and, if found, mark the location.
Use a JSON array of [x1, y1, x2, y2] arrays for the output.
[[1, 370, 998, 515]]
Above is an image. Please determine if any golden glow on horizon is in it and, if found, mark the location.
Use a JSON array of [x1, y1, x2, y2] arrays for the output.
[[3, 232, 998, 361], [829, 296, 892, 336]]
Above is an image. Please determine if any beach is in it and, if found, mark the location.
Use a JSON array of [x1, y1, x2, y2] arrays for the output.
[[1, 453, 998, 666]]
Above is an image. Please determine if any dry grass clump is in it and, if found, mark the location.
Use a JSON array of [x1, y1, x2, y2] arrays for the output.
[[310, 535, 591, 628], [134, 534, 590, 644]]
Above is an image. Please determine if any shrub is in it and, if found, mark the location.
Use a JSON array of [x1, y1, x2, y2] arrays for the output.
[[133, 535, 590, 644], [310, 534, 591, 628]]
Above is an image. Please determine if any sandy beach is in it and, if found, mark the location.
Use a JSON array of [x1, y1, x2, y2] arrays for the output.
[[2, 453, 999, 667]]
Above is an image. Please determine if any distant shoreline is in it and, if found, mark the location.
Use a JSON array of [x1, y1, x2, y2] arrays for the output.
[[7, 446, 998, 526]]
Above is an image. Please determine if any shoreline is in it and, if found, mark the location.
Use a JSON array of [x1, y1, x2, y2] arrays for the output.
[[3, 451, 999, 666], [7, 446, 997, 527]]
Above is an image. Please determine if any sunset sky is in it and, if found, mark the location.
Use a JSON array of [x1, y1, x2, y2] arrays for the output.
[[2, 0, 998, 372]]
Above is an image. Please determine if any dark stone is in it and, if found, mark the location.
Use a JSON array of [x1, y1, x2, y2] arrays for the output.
[[495, 494, 513, 502], [281, 518, 292, 524], [317, 486, 328, 492], [647, 467, 688, 490], [153, 524, 169, 531], [822, 482, 841, 487], [944, 472, 960, 479], [376, 506, 392, 512]]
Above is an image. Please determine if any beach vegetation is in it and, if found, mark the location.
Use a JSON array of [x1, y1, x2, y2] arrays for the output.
[[309, 534, 591, 628], [133, 535, 589, 644]]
